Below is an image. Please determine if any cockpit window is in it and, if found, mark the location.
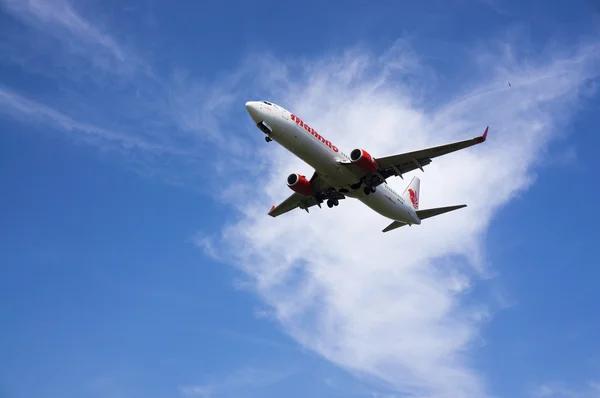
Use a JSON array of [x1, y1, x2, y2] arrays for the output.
[[263, 101, 272, 105]]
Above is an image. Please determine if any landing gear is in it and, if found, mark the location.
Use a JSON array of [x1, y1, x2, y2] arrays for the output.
[[327, 198, 339, 208], [363, 185, 376, 195], [265, 136, 273, 142]]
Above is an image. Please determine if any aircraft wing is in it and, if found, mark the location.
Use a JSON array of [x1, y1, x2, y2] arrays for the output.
[[268, 192, 322, 217], [372, 127, 488, 182], [268, 171, 343, 217]]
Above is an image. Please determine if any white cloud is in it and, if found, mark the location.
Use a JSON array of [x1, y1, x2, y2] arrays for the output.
[[201, 39, 600, 398]]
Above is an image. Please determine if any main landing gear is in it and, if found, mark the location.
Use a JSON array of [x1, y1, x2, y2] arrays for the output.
[[352, 179, 377, 196], [363, 185, 376, 195], [265, 136, 273, 142], [327, 198, 339, 208]]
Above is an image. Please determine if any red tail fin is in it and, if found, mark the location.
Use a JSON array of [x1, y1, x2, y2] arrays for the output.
[[402, 176, 420, 210]]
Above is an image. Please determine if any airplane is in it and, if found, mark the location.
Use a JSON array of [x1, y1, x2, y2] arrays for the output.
[[244, 100, 488, 232]]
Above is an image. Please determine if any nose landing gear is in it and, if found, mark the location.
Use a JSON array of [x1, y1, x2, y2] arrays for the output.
[[265, 136, 273, 142]]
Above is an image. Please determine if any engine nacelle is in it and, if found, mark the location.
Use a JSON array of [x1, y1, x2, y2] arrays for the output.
[[350, 148, 378, 173], [287, 173, 313, 196]]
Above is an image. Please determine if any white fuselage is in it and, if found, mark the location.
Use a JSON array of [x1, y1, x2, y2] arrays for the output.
[[245, 100, 421, 225]]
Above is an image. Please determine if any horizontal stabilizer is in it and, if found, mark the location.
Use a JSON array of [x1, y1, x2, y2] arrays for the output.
[[382, 205, 467, 233], [382, 220, 407, 233], [416, 204, 467, 220]]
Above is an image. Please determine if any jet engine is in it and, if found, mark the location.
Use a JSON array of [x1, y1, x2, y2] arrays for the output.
[[350, 148, 378, 173], [287, 173, 313, 196]]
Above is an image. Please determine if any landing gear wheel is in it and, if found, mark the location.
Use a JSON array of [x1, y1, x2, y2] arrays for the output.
[[363, 186, 371, 195], [327, 199, 334, 208], [333, 199, 339, 206], [370, 185, 376, 193], [265, 136, 272, 142]]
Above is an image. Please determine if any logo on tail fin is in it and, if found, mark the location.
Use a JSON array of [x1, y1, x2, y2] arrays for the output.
[[408, 188, 419, 209]]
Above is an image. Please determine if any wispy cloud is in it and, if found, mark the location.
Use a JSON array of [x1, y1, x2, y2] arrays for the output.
[[2, 0, 125, 58], [179, 367, 294, 398], [1, 0, 261, 151], [477, 0, 510, 15], [199, 39, 600, 398], [0, 0, 254, 190], [0, 85, 214, 189], [88, 376, 133, 398], [0, 0, 149, 78], [217, 328, 298, 352], [0, 86, 160, 152], [529, 380, 600, 397]]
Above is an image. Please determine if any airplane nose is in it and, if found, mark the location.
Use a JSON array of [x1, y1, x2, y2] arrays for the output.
[[245, 101, 261, 122]]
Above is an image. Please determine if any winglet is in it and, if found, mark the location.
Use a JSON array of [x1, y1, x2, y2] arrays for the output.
[[477, 126, 489, 143], [268, 205, 275, 215]]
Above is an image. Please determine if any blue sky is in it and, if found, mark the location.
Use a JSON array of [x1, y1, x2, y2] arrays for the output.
[[1, 1, 600, 397]]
